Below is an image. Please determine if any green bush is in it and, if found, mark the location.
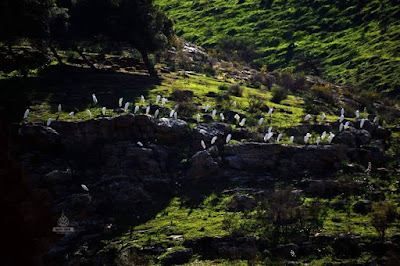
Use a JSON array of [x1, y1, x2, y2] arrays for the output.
[[177, 102, 198, 119], [248, 95, 265, 113], [311, 84, 336, 105], [218, 84, 229, 91], [271, 86, 288, 103], [370, 200, 398, 239], [227, 84, 243, 97]]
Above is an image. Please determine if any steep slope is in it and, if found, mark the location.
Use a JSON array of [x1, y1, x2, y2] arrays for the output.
[[156, 0, 400, 94]]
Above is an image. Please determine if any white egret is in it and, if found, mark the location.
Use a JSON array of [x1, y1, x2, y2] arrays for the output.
[[373, 116, 378, 123], [101, 107, 106, 116], [328, 133, 335, 143], [268, 107, 274, 116], [124, 102, 130, 112], [205, 104, 210, 112], [211, 136, 217, 145], [141, 95, 145, 103], [220, 113, 225, 121], [239, 118, 246, 127], [47, 118, 52, 126], [161, 97, 167, 106], [232, 101, 237, 108], [23, 109, 29, 119], [154, 109, 159, 118], [355, 110, 359, 118], [341, 108, 344, 116], [211, 109, 217, 119], [58, 104, 62, 112], [137, 141, 144, 147], [201, 140, 206, 150], [290, 136, 294, 143], [321, 131, 327, 140], [81, 184, 89, 191], [339, 114, 344, 123], [344, 121, 350, 130], [92, 94, 98, 104], [321, 113, 326, 121], [268, 126, 272, 133], [196, 113, 201, 123], [360, 118, 366, 128], [87, 109, 92, 118], [316, 137, 321, 145], [174, 111, 178, 120], [234, 114, 240, 123], [226, 134, 232, 144], [304, 114, 312, 121], [258, 117, 264, 126], [146, 106, 150, 115], [304, 133, 311, 144], [339, 123, 344, 132], [134, 105, 139, 114], [264, 132, 274, 141], [119, 97, 123, 107], [277, 133, 282, 142], [156, 95, 161, 104], [169, 110, 175, 118], [174, 104, 179, 110], [69, 112, 74, 118]]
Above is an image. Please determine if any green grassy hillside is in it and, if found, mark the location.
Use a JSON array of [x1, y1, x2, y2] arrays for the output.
[[156, 0, 400, 94]]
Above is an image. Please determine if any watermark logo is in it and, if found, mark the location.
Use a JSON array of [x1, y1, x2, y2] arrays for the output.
[[52, 211, 75, 234]]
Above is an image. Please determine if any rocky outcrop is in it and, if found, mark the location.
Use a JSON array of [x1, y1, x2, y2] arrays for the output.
[[160, 248, 193, 266], [227, 194, 257, 211], [14, 113, 393, 265], [20, 114, 191, 149], [183, 236, 259, 260], [193, 123, 231, 147], [187, 150, 220, 180]]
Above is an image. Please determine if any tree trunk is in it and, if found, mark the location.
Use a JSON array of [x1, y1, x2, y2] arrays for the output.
[[50, 45, 63, 65], [140, 50, 157, 77], [75, 48, 96, 70]]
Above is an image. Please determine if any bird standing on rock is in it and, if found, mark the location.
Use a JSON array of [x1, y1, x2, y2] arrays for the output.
[[23, 109, 29, 119], [124, 102, 130, 112], [226, 134, 232, 144]]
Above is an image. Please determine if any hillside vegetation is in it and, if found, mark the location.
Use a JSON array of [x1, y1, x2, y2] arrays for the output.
[[156, 0, 400, 94]]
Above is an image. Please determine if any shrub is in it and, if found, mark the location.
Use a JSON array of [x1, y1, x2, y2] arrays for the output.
[[250, 72, 276, 90], [271, 86, 288, 103], [278, 71, 307, 92], [216, 92, 230, 103], [65, 51, 80, 63], [227, 84, 243, 97], [218, 84, 229, 91], [370, 201, 398, 239], [304, 97, 320, 115], [216, 36, 261, 63], [311, 84, 336, 105], [204, 65, 216, 77], [171, 88, 194, 102], [177, 102, 198, 119], [248, 95, 265, 113]]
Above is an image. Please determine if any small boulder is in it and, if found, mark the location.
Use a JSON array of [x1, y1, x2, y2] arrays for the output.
[[227, 194, 257, 211], [160, 248, 193, 266], [187, 150, 219, 180]]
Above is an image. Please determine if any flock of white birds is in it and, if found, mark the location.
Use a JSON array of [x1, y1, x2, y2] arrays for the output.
[[22, 94, 380, 193], [23, 94, 379, 151]]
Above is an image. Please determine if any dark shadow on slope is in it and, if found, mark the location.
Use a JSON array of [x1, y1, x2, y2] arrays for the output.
[[0, 64, 162, 124]]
